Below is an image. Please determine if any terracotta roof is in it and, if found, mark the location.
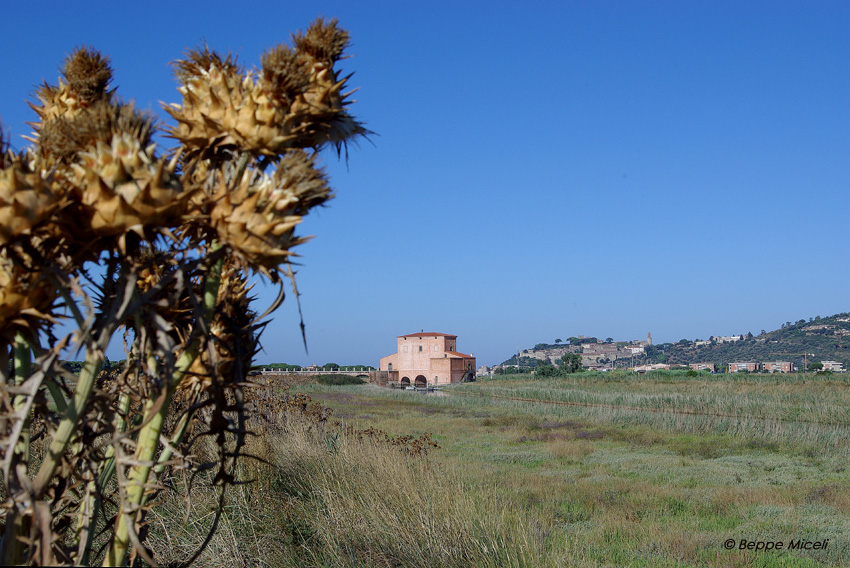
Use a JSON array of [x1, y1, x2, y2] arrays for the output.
[[398, 332, 457, 338], [444, 351, 474, 359]]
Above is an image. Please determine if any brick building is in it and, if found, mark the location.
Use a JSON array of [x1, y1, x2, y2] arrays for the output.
[[729, 362, 758, 373], [380, 332, 476, 386], [762, 361, 792, 373]]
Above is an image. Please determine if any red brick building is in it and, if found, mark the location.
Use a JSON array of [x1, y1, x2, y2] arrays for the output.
[[380, 332, 476, 386]]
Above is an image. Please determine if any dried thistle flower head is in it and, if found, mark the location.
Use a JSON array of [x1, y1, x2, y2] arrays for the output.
[[62, 47, 113, 104], [260, 44, 311, 105], [209, 149, 331, 273], [50, 102, 188, 249], [29, 47, 114, 127], [186, 260, 256, 390], [166, 46, 288, 158], [0, 248, 57, 337], [39, 100, 155, 166], [292, 17, 350, 64], [166, 18, 365, 159], [0, 154, 67, 246]]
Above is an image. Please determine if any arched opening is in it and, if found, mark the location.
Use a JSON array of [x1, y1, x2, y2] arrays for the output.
[[387, 363, 393, 371], [414, 375, 427, 388], [401, 377, 410, 385]]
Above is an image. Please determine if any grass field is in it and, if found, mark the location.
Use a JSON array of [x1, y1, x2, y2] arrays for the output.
[[149, 372, 850, 567]]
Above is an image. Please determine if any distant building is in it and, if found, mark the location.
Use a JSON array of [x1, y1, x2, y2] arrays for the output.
[[583, 343, 620, 356], [714, 335, 743, 344], [729, 362, 758, 373], [762, 361, 792, 373], [631, 363, 670, 372], [380, 332, 476, 386], [630, 333, 652, 347], [689, 363, 716, 372], [821, 360, 845, 372]]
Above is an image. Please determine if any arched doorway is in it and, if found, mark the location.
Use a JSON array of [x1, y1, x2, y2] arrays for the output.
[[401, 377, 410, 386], [414, 375, 427, 388]]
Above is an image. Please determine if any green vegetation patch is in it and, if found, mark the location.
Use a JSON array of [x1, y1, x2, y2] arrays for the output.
[[313, 374, 366, 386]]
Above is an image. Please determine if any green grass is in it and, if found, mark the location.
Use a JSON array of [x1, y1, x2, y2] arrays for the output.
[[148, 372, 850, 567]]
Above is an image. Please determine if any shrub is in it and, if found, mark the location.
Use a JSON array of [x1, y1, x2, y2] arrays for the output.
[[315, 374, 366, 386]]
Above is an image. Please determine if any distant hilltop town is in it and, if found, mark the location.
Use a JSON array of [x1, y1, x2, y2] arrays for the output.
[[487, 312, 850, 375], [494, 332, 655, 373]]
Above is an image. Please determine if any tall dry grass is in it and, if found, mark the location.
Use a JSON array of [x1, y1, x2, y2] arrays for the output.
[[146, 400, 547, 567]]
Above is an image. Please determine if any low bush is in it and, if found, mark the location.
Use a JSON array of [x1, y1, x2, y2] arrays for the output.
[[315, 374, 366, 385]]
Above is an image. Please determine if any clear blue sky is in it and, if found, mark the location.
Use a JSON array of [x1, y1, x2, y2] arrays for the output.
[[3, 1, 848, 366]]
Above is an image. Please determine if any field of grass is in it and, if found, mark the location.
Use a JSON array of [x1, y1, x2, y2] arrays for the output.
[[149, 372, 850, 567]]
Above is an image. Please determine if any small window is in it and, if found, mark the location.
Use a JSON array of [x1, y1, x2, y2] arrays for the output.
[[403, 346, 408, 353], [419, 346, 423, 352], [434, 346, 438, 352]]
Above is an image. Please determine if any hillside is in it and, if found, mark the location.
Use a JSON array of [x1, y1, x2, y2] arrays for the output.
[[502, 312, 850, 371]]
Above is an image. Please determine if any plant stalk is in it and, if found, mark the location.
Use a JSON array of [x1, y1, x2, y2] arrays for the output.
[[104, 251, 224, 566]]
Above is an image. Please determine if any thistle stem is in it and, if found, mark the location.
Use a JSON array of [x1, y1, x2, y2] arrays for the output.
[[0, 334, 33, 565], [12, 333, 32, 464], [104, 251, 224, 567], [32, 347, 102, 494]]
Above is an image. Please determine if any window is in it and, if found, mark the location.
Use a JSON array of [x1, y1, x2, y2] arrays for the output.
[[419, 346, 423, 352], [434, 346, 438, 352]]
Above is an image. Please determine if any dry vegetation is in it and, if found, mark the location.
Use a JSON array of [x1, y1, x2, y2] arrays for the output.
[[0, 19, 365, 565], [151, 372, 850, 567]]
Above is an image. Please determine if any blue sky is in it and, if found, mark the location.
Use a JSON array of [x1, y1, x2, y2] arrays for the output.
[[3, 1, 848, 366]]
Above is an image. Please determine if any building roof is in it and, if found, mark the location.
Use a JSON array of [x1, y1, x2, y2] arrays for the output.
[[444, 351, 474, 359], [398, 332, 458, 338]]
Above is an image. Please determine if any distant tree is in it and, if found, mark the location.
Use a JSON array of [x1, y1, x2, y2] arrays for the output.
[[534, 360, 559, 377], [534, 343, 548, 351], [560, 353, 583, 373], [62, 361, 84, 375], [760, 330, 766, 336], [808, 362, 824, 372], [605, 337, 613, 343], [555, 338, 562, 344], [747, 331, 754, 340]]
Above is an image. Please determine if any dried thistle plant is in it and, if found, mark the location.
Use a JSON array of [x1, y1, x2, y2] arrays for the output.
[[0, 18, 366, 566]]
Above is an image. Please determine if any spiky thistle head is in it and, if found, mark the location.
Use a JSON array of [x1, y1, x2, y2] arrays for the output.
[[208, 149, 331, 274], [0, 153, 67, 247], [292, 17, 350, 64], [62, 47, 113, 104], [260, 44, 311, 106], [30, 47, 114, 127], [166, 18, 365, 160], [185, 258, 257, 391], [0, 247, 58, 339], [37, 101, 187, 252]]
